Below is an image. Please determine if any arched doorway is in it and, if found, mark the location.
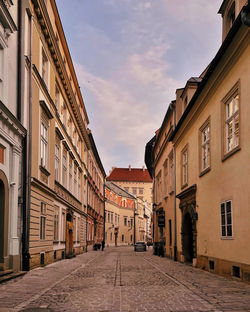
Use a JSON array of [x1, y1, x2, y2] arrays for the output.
[[0, 170, 9, 270], [182, 213, 193, 263], [66, 212, 74, 258]]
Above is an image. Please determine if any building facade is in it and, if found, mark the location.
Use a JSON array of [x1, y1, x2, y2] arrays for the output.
[[145, 0, 250, 282], [27, 0, 90, 269], [107, 166, 153, 243], [0, 0, 26, 273], [87, 130, 105, 249], [105, 181, 135, 247]]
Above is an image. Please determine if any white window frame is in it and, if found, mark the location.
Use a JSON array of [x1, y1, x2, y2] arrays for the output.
[[40, 120, 48, 168], [225, 94, 239, 153], [220, 200, 233, 238], [54, 206, 59, 242], [40, 202, 46, 240], [181, 146, 188, 187], [55, 142, 60, 181]]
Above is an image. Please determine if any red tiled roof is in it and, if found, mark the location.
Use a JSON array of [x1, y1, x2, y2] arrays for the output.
[[107, 167, 152, 182]]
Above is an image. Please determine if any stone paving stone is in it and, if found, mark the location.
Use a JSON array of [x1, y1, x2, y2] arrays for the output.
[[0, 247, 249, 311]]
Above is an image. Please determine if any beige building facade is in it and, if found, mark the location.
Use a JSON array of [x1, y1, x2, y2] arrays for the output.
[[146, 0, 250, 282], [27, 0, 90, 269]]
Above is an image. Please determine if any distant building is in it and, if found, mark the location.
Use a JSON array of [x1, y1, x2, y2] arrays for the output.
[[105, 181, 136, 246], [107, 166, 153, 242]]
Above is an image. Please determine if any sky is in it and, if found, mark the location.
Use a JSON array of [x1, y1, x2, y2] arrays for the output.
[[56, 0, 222, 174]]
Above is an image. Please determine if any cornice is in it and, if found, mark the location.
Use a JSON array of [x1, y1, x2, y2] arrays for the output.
[[31, 0, 90, 149]]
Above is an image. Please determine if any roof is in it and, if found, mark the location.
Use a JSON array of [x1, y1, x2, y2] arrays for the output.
[[107, 167, 152, 183], [170, 5, 250, 142], [105, 181, 136, 199]]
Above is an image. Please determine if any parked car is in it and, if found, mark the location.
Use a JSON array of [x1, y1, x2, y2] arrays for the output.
[[134, 241, 147, 252]]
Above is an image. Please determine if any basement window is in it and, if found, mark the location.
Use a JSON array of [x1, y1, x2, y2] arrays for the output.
[[209, 260, 214, 270], [232, 266, 240, 278], [40, 252, 45, 266]]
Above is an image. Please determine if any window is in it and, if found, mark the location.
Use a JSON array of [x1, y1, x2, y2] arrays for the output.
[[221, 200, 233, 238], [156, 170, 162, 203], [124, 217, 127, 226], [163, 159, 168, 196], [132, 188, 137, 195], [0, 145, 5, 164], [130, 218, 133, 228], [73, 217, 76, 242], [130, 235, 133, 242], [108, 212, 110, 223], [200, 118, 210, 173], [78, 170, 81, 200], [169, 151, 174, 194], [42, 48, 48, 86], [122, 234, 124, 242], [77, 217, 80, 242], [111, 213, 113, 224], [55, 84, 60, 110], [62, 211, 66, 241], [55, 142, 60, 181], [54, 206, 59, 241], [225, 93, 239, 154], [40, 120, 48, 168], [62, 151, 67, 187], [139, 188, 144, 195], [69, 159, 72, 192], [40, 202, 46, 240], [181, 146, 188, 187], [110, 232, 112, 241], [74, 165, 77, 196], [115, 214, 117, 225], [124, 187, 129, 192], [169, 219, 172, 246]]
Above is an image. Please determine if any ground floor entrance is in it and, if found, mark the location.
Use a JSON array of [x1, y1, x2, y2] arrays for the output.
[[176, 184, 197, 265]]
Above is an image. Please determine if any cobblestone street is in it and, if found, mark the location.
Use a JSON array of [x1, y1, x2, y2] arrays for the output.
[[0, 247, 249, 312]]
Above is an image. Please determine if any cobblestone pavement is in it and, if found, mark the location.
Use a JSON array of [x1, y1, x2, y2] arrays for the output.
[[0, 247, 249, 312]]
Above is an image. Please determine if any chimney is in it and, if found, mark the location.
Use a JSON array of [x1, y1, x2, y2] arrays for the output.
[[128, 165, 131, 171]]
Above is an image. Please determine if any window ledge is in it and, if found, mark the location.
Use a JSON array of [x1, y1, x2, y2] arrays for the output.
[[40, 165, 51, 177], [53, 241, 59, 244], [222, 146, 240, 162], [181, 183, 188, 190], [221, 236, 234, 240], [199, 167, 211, 177]]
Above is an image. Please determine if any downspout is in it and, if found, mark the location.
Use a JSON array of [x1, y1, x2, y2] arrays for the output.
[[170, 102, 177, 262], [17, 0, 22, 121], [241, 1, 250, 26], [86, 153, 89, 252], [23, 9, 33, 271], [103, 181, 105, 243]]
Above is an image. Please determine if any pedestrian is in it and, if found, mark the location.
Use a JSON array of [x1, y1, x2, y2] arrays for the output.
[[101, 239, 105, 251]]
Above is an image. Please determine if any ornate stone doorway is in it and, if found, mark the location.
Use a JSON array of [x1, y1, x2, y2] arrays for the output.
[[176, 185, 197, 266]]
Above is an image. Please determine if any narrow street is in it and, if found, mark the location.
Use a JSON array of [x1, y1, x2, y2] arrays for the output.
[[0, 247, 249, 312]]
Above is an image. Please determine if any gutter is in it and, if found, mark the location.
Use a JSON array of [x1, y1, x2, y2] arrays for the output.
[[170, 6, 246, 142]]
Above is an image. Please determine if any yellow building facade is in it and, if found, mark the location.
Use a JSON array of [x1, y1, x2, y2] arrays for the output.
[[146, 0, 250, 282], [105, 181, 135, 246]]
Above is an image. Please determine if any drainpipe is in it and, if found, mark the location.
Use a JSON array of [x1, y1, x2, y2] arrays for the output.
[[241, 1, 250, 27], [170, 102, 177, 261], [17, 0, 22, 121], [86, 153, 89, 252], [103, 181, 105, 244], [22, 9, 33, 271], [134, 200, 136, 247]]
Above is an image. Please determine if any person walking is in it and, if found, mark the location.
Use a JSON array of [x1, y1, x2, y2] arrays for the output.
[[101, 240, 105, 251]]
